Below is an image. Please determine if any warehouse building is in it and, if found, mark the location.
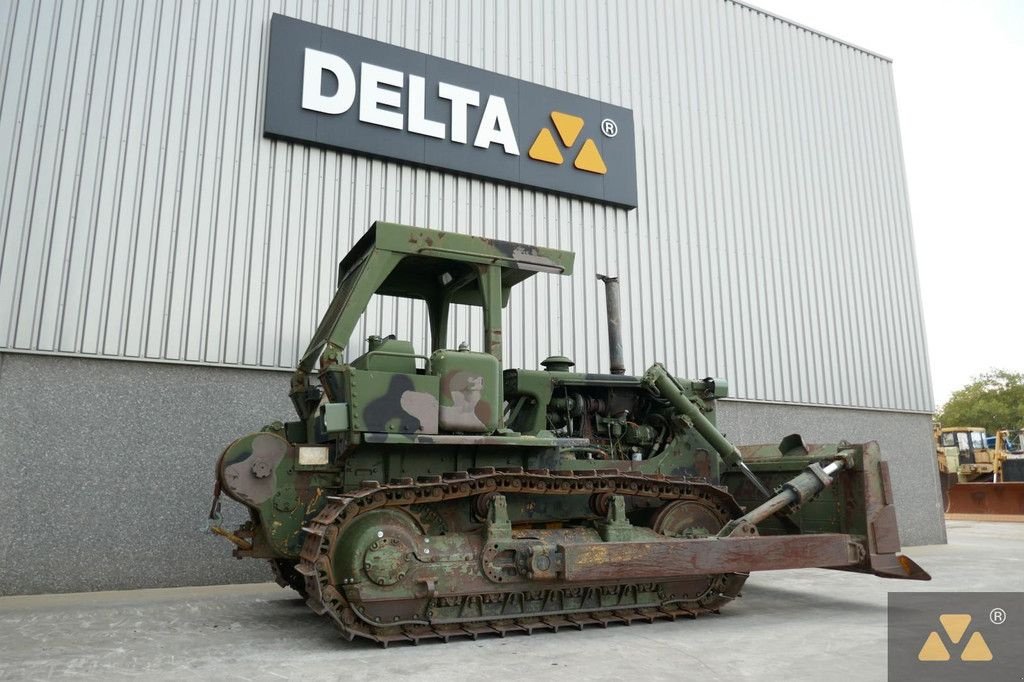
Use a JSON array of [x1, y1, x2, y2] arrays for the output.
[[0, 0, 942, 595]]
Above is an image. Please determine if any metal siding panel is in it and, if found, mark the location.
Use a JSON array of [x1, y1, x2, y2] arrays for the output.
[[0, 0, 934, 412], [5, 0, 54, 350], [850, 48, 894, 409], [801, 28, 837, 406], [0, 0, 29, 348], [31, 0, 78, 351], [865, 61, 909, 409], [876, 58, 934, 410], [743, 8, 770, 400]]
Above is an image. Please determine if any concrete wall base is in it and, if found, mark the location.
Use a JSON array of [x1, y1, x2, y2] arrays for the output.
[[717, 400, 946, 548], [0, 353, 287, 596]]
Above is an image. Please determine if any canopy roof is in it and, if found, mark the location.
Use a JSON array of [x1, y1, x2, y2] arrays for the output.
[[338, 222, 574, 306], [296, 222, 574, 374]]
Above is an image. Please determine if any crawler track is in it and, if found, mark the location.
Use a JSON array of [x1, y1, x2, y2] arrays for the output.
[[297, 468, 748, 646]]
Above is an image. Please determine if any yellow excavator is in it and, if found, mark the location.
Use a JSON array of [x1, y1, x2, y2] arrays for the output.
[[936, 426, 1024, 517]]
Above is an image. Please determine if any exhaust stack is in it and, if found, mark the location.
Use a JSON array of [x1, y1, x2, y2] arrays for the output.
[[597, 274, 625, 375]]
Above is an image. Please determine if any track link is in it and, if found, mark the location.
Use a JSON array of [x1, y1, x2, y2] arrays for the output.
[[298, 467, 748, 646], [269, 558, 308, 599]]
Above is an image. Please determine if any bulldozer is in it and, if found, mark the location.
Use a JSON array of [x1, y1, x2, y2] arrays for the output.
[[210, 222, 928, 646], [935, 426, 998, 484], [999, 430, 1024, 482], [937, 426, 1024, 517]]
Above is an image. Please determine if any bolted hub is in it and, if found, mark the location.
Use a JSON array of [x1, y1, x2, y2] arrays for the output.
[[362, 537, 411, 587], [651, 499, 729, 539], [250, 459, 273, 479]]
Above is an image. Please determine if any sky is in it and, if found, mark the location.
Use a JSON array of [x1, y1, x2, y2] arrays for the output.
[[750, 0, 1024, 409]]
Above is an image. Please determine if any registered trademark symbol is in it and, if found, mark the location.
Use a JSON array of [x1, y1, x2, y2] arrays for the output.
[[990, 607, 1006, 625], [600, 118, 618, 138]]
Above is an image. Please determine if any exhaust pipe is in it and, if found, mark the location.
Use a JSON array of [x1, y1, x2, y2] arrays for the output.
[[597, 274, 625, 375]]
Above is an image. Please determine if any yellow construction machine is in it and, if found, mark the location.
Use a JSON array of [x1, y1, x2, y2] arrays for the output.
[[936, 426, 1024, 517]]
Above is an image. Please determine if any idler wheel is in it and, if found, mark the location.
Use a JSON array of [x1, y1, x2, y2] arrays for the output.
[[650, 498, 746, 608], [651, 498, 727, 538]]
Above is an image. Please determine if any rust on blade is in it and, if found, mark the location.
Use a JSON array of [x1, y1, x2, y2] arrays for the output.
[[563, 534, 857, 581], [870, 504, 901, 555], [946, 482, 1024, 516]]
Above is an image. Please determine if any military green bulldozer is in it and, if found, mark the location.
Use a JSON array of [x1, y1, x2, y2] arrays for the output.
[[210, 222, 928, 646]]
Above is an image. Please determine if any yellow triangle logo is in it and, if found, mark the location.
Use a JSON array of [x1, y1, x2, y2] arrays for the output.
[[528, 128, 563, 165], [939, 614, 971, 644], [573, 138, 607, 175], [917, 631, 950, 661], [550, 111, 584, 147], [960, 632, 993, 661]]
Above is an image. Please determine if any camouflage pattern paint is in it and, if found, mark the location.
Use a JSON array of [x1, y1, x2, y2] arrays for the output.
[[210, 221, 928, 645]]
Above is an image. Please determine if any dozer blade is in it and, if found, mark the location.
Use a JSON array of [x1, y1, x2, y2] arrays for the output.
[[722, 439, 930, 581], [946, 482, 1024, 519]]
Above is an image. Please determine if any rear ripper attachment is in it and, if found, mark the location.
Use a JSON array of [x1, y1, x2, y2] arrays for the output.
[[210, 222, 929, 646]]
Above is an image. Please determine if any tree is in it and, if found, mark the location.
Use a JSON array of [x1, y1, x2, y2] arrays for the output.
[[936, 370, 1024, 433]]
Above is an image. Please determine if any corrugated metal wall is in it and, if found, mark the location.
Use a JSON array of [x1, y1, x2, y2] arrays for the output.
[[0, 0, 933, 412]]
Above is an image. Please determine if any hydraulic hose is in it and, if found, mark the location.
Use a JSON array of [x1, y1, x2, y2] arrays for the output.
[[642, 363, 771, 498]]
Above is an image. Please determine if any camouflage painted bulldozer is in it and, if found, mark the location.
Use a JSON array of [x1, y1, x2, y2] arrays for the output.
[[210, 221, 928, 646]]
